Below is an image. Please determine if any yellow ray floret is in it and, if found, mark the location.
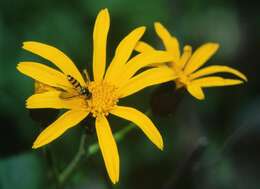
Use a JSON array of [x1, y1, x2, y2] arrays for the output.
[[118, 67, 176, 98], [33, 110, 89, 148], [110, 106, 163, 150], [93, 8, 110, 81], [96, 115, 119, 184], [104, 26, 146, 83], [17, 62, 70, 89], [154, 22, 180, 61], [22, 41, 85, 86], [26, 91, 85, 109]]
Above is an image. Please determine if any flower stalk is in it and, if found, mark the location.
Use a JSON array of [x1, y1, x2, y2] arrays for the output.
[[58, 133, 87, 185]]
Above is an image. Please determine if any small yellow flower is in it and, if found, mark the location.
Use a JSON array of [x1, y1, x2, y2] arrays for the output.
[[17, 9, 175, 183], [135, 22, 247, 100]]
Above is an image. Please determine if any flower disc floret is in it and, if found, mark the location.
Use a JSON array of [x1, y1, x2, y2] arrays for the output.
[[87, 81, 119, 117]]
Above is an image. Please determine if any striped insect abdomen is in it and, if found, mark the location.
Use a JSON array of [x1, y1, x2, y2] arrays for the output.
[[67, 75, 91, 99], [67, 75, 80, 89]]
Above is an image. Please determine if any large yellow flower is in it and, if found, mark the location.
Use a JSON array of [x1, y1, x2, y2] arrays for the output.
[[135, 22, 247, 100], [17, 9, 175, 183]]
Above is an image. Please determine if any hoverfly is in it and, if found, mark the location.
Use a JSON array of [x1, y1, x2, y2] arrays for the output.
[[59, 70, 92, 100]]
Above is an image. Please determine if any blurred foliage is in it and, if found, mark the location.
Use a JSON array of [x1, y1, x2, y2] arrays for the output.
[[0, 153, 45, 189], [0, 0, 259, 189]]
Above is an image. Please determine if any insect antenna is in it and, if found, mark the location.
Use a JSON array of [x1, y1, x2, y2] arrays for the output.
[[83, 69, 91, 84]]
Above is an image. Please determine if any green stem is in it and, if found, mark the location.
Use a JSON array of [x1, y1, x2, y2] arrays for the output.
[[48, 148, 59, 184], [40, 122, 60, 188], [58, 133, 87, 185]]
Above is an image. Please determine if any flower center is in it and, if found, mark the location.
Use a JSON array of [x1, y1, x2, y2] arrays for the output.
[[87, 81, 119, 117]]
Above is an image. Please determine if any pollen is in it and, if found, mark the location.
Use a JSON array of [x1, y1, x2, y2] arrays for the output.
[[87, 81, 119, 117]]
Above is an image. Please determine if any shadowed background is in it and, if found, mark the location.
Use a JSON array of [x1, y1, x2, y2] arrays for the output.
[[0, 0, 259, 188]]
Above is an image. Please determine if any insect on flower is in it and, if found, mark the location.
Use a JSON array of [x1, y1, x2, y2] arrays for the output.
[[59, 74, 92, 100], [17, 9, 175, 184]]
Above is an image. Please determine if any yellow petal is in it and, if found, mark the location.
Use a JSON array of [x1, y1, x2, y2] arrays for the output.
[[191, 76, 244, 87], [116, 51, 173, 87], [17, 62, 70, 89], [135, 41, 155, 53], [33, 110, 89, 148], [26, 91, 84, 109], [154, 22, 180, 61], [110, 106, 163, 150], [104, 26, 146, 83], [119, 67, 176, 98], [95, 115, 119, 184], [34, 81, 56, 93], [174, 45, 192, 70], [187, 85, 205, 100], [22, 41, 85, 86], [184, 43, 219, 75], [93, 8, 110, 81], [189, 65, 248, 81]]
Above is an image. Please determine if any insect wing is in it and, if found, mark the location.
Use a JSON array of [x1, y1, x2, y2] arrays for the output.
[[59, 91, 78, 99]]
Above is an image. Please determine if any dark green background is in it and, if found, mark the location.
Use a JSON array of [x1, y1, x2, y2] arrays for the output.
[[0, 0, 259, 188]]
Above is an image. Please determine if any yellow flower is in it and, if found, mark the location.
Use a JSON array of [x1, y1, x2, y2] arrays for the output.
[[17, 9, 175, 183], [135, 22, 247, 100]]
